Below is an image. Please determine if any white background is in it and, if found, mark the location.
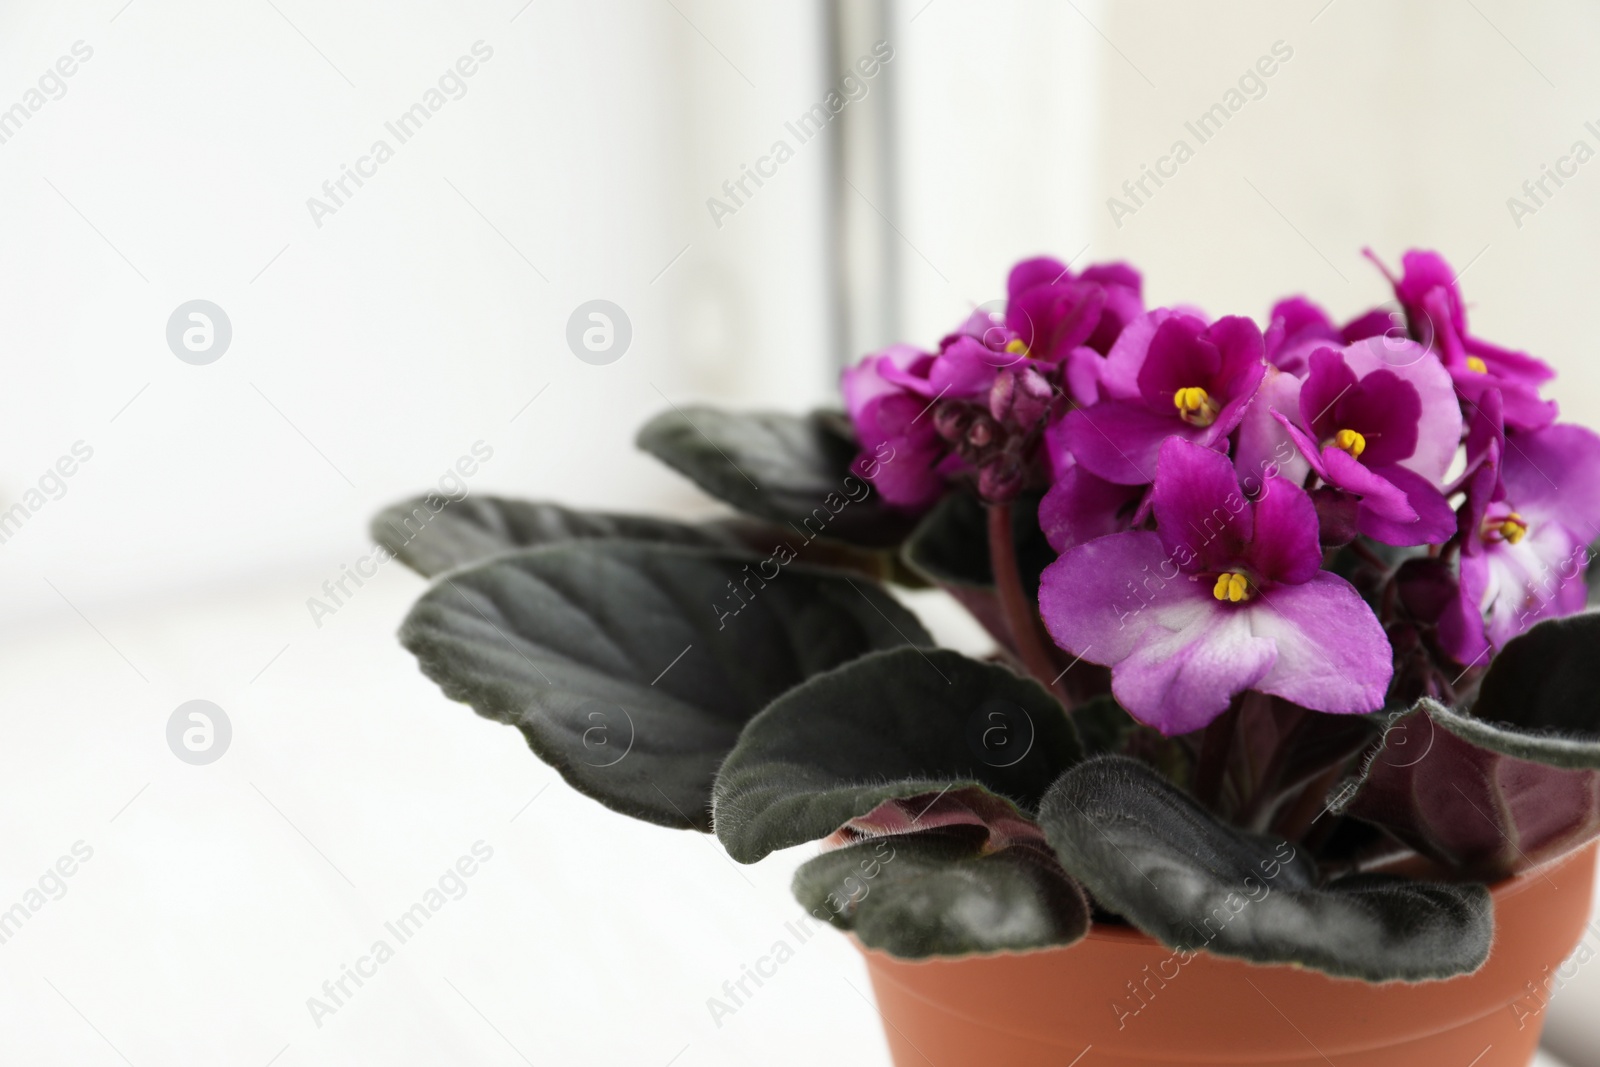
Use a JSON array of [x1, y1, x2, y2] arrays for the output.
[[0, 0, 1593, 1064]]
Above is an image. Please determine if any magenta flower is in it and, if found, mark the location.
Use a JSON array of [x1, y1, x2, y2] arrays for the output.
[[1005, 256, 1143, 361], [1440, 421, 1600, 662], [1375, 249, 1557, 432], [1233, 364, 1310, 494], [1262, 296, 1393, 377], [1037, 461, 1145, 554], [841, 344, 962, 508], [1062, 312, 1267, 485], [1039, 438, 1392, 735], [841, 255, 1142, 508], [1273, 341, 1460, 546]]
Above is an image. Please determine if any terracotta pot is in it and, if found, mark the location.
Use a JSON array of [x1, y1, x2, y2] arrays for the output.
[[857, 842, 1597, 1066]]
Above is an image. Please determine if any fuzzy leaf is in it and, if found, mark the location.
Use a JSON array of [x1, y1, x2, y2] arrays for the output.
[[1040, 756, 1493, 981], [636, 406, 918, 548], [1333, 614, 1600, 878], [713, 648, 1081, 862], [400, 541, 931, 830], [372, 495, 741, 578], [791, 830, 1090, 958]]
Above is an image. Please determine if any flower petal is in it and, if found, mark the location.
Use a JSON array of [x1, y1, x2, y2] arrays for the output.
[[1356, 464, 1456, 546], [1438, 552, 1492, 666], [1242, 479, 1323, 586], [1136, 315, 1219, 409], [1039, 530, 1187, 668], [1342, 337, 1461, 482], [1112, 600, 1277, 735], [1062, 401, 1194, 485], [1321, 448, 1417, 523], [1503, 423, 1600, 536], [1299, 348, 1360, 440], [1038, 465, 1143, 553], [1151, 436, 1252, 570], [1235, 368, 1310, 490], [1007, 256, 1069, 299], [1249, 574, 1392, 714], [1098, 309, 1176, 400]]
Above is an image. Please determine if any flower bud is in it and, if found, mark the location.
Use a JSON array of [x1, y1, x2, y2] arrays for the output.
[[933, 401, 972, 442]]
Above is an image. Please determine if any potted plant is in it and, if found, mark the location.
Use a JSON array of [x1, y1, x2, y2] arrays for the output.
[[375, 249, 1600, 1066]]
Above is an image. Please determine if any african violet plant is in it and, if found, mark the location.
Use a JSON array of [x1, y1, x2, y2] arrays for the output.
[[378, 248, 1600, 984]]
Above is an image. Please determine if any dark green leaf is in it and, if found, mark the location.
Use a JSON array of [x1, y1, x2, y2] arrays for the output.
[[1041, 756, 1493, 981], [1071, 695, 1138, 757], [1588, 539, 1600, 606], [400, 541, 931, 831], [792, 830, 1089, 958], [713, 648, 1081, 862], [371, 495, 740, 578], [1467, 612, 1600, 759], [636, 406, 918, 548], [900, 490, 1055, 599], [898, 490, 1063, 658], [1333, 615, 1600, 878]]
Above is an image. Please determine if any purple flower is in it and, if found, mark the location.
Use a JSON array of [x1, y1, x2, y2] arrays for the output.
[[1038, 461, 1146, 554], [1273, 341, 1460, 546], [1062, 312, 1267, 485], [841, 344, 961, 508], [1440, 420, 1600, 662], [840, 255, 1143, 508], [1233, 364, 1310, 492], [1262, 296, 1394, 377], [1039, 438, 1392, 734], [1005, 256, 1143, 361], [1374, 249, 1557, 432]]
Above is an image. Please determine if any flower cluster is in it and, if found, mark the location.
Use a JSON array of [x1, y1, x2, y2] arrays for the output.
[[842, 256, 1141, 507], [845, 249, 1600, 735]]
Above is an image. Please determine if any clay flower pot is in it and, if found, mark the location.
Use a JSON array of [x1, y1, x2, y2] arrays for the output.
[[856, 842, 1597, 1067]]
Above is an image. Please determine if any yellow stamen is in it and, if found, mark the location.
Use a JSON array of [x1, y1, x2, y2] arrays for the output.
[[1005, 339, 1029, 356], [1173, 386, 1221, 428], [1484, 512, 1529, 545], [1465, 355, 1488, 374], [1332, 428, 1367, 458], [1212, 572, 1254, 603]]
